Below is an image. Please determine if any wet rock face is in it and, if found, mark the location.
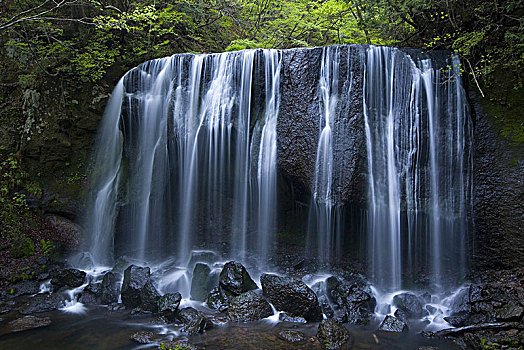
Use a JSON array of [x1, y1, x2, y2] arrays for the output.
[[317, 319, 351, 350], [325, 274, 376, 325], [378, 315, 408, 333], [445, 283, 524, 327], [219, 261, 258, 297], [226, 291, 273, 322], [470, 88, 524, 270], [51, 268, 86, 289], [277, 45, 366, 205], [260, 273, 322, 322]]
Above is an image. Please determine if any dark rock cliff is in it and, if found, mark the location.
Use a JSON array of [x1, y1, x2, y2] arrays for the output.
[[470, 88, 524, 270]]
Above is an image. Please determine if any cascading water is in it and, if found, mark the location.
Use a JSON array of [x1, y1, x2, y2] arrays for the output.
[[306, 46, 357, 266], [84, 50, 281, 273], [363, 46, 473, 293], [83, 45, 472, 319]]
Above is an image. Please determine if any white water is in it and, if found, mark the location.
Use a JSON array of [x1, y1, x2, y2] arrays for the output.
[[363, 46, 472, 293], [308, 46, 355, 265], [84, 50, 281, 269], [81, 46, 473, 329]]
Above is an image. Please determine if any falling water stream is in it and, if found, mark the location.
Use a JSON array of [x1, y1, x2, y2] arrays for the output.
[[73, 45, 474, 338]]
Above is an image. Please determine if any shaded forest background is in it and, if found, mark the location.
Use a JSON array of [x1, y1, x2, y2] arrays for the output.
[[0, 0, 522, 266]]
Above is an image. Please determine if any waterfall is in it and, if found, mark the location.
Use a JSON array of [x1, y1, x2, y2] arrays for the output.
[[84, 45, 472, 296], [84, 50, 281, 268], [256, 50, 281, 266], [363, 46, 472, 292]]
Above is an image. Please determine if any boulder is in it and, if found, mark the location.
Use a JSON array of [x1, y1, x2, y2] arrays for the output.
[[19, 293, 66, 314], [279, 312, 307, 323], [278, 329, 306, 343], [177, 307, 200, 324], [226, 291, 273, 322], [130, 331, 166, 344], [78, 292, 98, 305], [140, 280, 161, 312], [159, 340, 200, 350], [261, 274, 322, 322], [51, 268, 86, 289], [177, 307, 212, 335], [100, 271, 119, 304], [8, 315, 51, 333], [191, 263, 211, 301], [393, 293, 425, 319], [158, 292, 182, 321], [393, 308, 409, 325], [325, 275, 376, 325], [120, 265, 150, 308], [445, 283, 524, 327], [378, 315, 408, 333], [218, 261, 258, 297], [206, 287, 229, 311], [317, 319, 351, 350]]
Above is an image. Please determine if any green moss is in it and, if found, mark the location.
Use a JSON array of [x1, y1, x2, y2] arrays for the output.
[[479, 71, 524, 145]]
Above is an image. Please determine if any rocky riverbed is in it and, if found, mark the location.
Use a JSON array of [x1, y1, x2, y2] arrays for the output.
[[0, 255, 522, 349]]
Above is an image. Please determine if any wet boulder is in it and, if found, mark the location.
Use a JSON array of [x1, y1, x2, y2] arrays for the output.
[[378, 315, 408, 333], [261, 274, 322, 322], [140, 280, 161, 312], [19, 293, 66, 314], [79, 291, 98, 305], [191, 263, 212, 301], [445, 283, 524, 326], [158, 292, 182, 321], [278, 330, 306, 343], [206, 287, 229, 311], [8, 315, 51, 333], [177, 307, 200, 324], [51, 268, 86, 289], [177, 307, 212, 335], [226, 291, 273, 322], [317, 319, 351, 350], [100, 271, 119, 304], [393, 292, 425, 319], [279, 312, 307, 323], [120, 265, 150, 309], [218, 261, 258, 297], [325, 275, 376, 324], [130, 331, 165, 344]]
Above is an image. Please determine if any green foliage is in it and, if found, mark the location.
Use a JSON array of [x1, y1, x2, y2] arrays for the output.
[[159, 343, 189, 350], [226, 39, 265, 51], [40, 239, 54, 256]]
